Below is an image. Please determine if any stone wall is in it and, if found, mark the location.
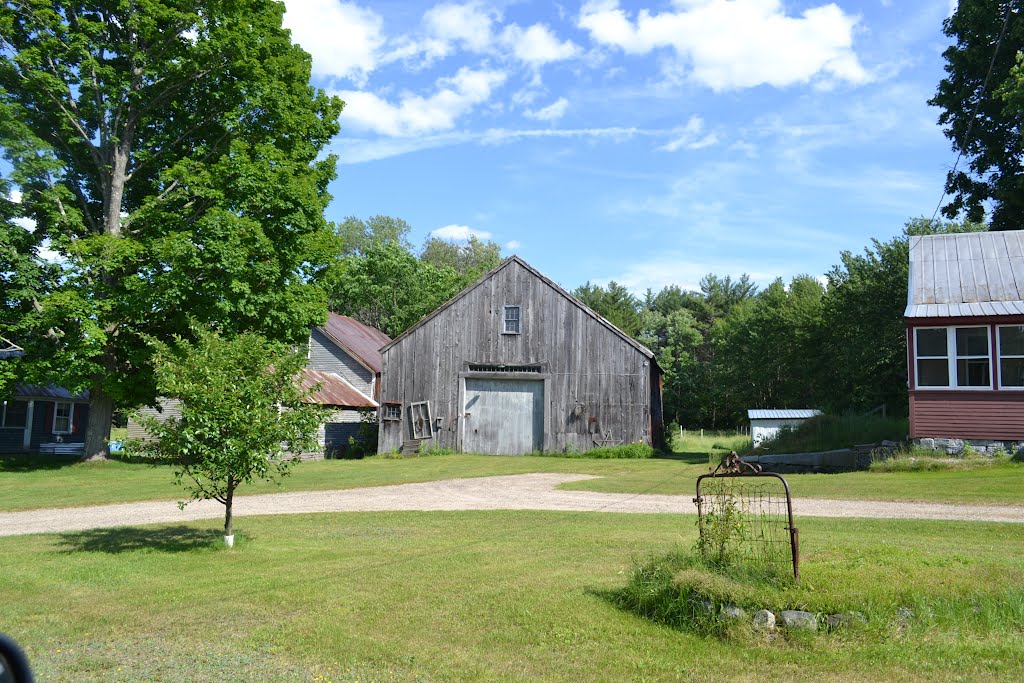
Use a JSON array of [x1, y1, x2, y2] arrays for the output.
[[913, 438, 1024, 456]]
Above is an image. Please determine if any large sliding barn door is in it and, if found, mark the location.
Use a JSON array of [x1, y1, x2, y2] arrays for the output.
[[463, 378, 544, 455]]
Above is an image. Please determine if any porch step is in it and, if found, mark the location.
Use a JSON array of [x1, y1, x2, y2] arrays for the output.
[[401, 439, 422, 456]]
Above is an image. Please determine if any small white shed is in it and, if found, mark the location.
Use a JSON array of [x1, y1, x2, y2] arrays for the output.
[[748, 409, 822, 447]]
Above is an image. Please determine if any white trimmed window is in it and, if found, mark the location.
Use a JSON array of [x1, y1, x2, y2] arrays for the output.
[[914, 326, 992, 389], [998, 325, 1024, 388], [503, 305, 520, 334], [53, 401, 74, 434]]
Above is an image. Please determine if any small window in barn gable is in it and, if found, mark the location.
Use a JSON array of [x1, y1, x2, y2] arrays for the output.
[[382, 402, 402, 420], [998, 326, 1024, 388], [503, 305, 520, 334]]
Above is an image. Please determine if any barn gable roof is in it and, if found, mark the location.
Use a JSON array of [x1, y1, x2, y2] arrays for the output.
[[380, 255, 658, 365], [318, 313, 391, 374], [906, 231, 1024, 318]]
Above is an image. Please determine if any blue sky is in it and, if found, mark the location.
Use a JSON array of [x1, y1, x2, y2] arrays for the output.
[[283, 0, 961, 294]]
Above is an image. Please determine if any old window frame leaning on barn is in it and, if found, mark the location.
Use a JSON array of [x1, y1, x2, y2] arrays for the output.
[[503, 305, 521, 334], [914, 326, 992, 390], [52, 401, 74, 434], [1, 400, 28, 429], [997, 325, 1024, 389], [409, 401, 433, 439], [382, 402, 402, 420]]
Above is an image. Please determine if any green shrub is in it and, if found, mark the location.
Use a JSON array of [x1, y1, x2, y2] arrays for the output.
[[546, 443, 655, 459]]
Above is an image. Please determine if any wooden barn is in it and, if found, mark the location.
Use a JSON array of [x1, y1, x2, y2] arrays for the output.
[[906, 231, 1024, 446], [377, 256, 664, 455]]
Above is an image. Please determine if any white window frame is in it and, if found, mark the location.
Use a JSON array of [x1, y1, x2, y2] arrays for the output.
[[53, 401, 74, 434], [913, 325, 993, 390], [503, 305, 521, 335], [997, 324, 1024, 390], [409, 401, 433, 439]]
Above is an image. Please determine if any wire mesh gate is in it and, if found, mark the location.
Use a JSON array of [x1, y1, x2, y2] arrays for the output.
[[694, 451, 800, 580]]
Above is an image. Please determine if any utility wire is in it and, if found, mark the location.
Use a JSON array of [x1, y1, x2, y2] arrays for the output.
[[930, 3, 1014, 223]]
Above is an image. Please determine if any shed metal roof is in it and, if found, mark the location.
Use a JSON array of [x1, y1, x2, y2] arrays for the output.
[[906, 231, 1024, 318], [299, 369, 377, 409], [320, 313, 390, 374], [747, 409, 822, 420]]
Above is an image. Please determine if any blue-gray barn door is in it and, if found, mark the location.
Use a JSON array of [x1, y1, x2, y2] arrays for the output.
[[463, 378, 544, 455]]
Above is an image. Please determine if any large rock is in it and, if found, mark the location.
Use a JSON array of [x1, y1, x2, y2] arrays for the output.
[[721, 605, 746, 621], [752, 609, 776, 630], [780, 610, 818, 631]]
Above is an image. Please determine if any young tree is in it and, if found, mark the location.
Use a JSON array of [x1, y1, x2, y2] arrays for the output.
[[929, 0, 1024, 229], [0, 1, 342, 459], [134, 329, 323, 546]]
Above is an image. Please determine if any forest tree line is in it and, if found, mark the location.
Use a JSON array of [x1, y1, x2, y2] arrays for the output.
[[317, 214, 983, 431]]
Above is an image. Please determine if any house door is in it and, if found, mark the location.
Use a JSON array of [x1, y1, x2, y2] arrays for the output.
[[463, 378, 544, 455]]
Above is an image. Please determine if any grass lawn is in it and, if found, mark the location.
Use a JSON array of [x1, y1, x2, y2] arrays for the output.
[[3, 442, 1024, 511], [1, 511, 1022, 682]]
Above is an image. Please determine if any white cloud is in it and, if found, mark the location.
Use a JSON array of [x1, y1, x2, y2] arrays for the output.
[[283, 0, 384, 83], [657, 115, 718, 151], [10, 189, 22, 203], [578, 0, 869, 91], [505, 240, 521, 250], [337, 67, 507, 136], [424, 2, 497, 53], [431, 224, 492, 241], [500, 23, 580, 66], [524, 97, 569, 121]]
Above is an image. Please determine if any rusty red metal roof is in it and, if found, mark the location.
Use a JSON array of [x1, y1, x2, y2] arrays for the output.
[[320, 313, 390, 374], [300, 369, 377, 408]]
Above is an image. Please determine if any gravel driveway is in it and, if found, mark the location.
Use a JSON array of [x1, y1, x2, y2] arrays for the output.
[[2, 473, 1023, 537]]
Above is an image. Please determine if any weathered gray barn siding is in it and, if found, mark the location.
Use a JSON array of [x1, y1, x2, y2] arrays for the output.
[[126, 398, 182, 442], [308, 328, 375, 396], [378, 257, 662, 454]]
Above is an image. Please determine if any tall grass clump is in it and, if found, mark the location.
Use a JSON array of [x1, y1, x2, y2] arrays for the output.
[[547, 443, 655, 459], [871, 446, 1018, 472], [749, 414, 908, 454]]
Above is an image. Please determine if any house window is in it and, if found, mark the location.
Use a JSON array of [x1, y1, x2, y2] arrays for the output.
[[409, 401, 432, 439], [1, 400, 27, 429], [53, 401, 74, 434], [382, 402, 402, 420], [998, 325, 1024, 388], [503, 305, 520, 334], [914, 326, 991, 389]]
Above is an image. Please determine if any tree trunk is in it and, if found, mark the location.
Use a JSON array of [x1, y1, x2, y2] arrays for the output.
[[83, 385, 114, 461], [224, 479, 234, 547]]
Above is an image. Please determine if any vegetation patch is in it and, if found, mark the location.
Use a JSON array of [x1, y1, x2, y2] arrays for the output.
[[870, 447, 1019, 472], [746, 414, 908, 455], [612, 548, 1024, 644], [547, 443, 655, 459]]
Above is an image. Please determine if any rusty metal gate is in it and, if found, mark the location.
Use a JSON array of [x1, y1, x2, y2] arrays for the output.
[[694, 451, 800, 581]]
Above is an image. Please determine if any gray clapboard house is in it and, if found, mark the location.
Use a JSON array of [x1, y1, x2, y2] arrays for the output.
[[128, 314, 391, 457], [377, 256, 664, 455]]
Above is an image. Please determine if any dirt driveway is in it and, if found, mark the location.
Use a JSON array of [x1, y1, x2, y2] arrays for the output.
[[2, 473, 1023, 537]]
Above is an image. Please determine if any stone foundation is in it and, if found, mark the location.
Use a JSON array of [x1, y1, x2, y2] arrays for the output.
[[913, 438, 1024, 456]]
